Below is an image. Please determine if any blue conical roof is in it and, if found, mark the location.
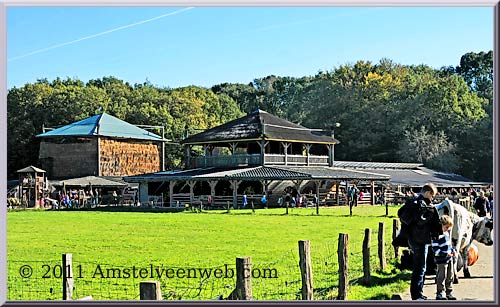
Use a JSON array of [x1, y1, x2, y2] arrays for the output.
[[36, 113, 163, 141]]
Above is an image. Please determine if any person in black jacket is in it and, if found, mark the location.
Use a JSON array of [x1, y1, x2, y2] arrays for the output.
[[473, 191, 490, 217], [397, 183, 442, 300]]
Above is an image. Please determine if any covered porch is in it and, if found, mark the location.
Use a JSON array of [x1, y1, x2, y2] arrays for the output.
[[123, 166, 390, 209]]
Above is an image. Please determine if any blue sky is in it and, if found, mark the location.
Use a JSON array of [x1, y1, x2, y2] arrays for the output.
[[6, 6, 494, 89]]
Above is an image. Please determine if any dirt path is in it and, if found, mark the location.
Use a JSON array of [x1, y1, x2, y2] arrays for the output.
[[399, 239, 495, 301]]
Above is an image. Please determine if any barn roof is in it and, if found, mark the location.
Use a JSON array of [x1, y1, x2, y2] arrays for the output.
[[332, 161, 487, 188], [181, 109, 339, 145], [36, 113, 164, 141], [275, 166, 391, 181], [123, 165, 390, 182]]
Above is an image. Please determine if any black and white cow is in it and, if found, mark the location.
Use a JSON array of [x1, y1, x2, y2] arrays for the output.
[[435, 198, 493, 280]]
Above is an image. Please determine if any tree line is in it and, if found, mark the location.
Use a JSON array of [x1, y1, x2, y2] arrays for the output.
[[7, 50, 493, 182]]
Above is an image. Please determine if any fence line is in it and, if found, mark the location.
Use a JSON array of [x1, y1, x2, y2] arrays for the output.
[[8, 219, 400, 301]]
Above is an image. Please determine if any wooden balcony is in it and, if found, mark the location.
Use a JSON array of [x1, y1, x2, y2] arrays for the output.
[[188, 154, 329, 168]]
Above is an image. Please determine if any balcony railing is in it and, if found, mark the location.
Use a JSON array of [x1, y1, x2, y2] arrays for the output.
[[189, 154, 329, 168]]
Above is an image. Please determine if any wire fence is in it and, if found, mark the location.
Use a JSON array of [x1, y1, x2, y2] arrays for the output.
[[7, 222, 398, 301]]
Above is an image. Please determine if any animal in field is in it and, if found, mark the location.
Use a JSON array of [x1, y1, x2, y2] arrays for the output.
[[434, 198, 493, 281]]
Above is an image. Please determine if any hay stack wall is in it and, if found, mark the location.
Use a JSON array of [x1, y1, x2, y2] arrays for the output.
[[99, 138, 161, 176]]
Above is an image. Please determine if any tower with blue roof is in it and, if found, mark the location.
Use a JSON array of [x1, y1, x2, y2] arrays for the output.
[[36, 113, 167, 179]]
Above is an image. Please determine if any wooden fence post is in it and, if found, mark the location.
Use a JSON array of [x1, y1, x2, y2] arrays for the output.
[[378, 222, 387, 271], [362, 228, 371, 285], [235, 257, 252, 300], [298, 240, 314, 300], [286, 201, 289, 215], [393, 219, 400, 258], [337, 233, 349, 300], [140, 281, 162, 300], [62, 253, 73, 300]]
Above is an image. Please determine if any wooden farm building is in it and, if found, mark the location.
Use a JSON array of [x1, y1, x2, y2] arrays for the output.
[[124, 110, 391, 208], [36, 113, 167, 179]]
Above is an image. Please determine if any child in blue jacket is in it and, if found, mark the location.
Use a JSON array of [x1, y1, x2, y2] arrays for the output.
[[431, 215, 456, 300]]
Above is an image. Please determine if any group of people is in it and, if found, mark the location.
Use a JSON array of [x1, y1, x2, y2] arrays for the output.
[[50, 188, 106, 209], [347, 185, 367, 207], [398, 183, 457, 301], [242, 188, 319, 208]]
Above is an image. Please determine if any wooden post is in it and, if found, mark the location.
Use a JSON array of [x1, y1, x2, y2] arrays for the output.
[[335, 181, 340, 205], [62, 253, 73, 300], [169, 181, 175, 207], [251, 201, 255, 213], [227, 201, 231, 213], [140, 281, 162, 300], [337, 233, 348, 300], [298, 240, 314, 300], [187, 181, 196, 207], [231, 180, 241, 209], [362, 228, 371, 285], [236, 257, 252, 300], [370, 181, 375, 206], [286, 201, 289, 215], [385, 201, 389, 216], [378, 222, 387, 271], [393, 219, 400, 258]]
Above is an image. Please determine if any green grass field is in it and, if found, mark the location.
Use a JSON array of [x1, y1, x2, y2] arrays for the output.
[[7, 206, 411, 301]]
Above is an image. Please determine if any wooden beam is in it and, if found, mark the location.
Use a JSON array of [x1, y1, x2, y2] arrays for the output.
[[208, 180, 217, 197], [327, 144, 333, 167], [305, 144, 312, 166], [336, 181, 340, 205], [230, 180, 242, 208], [187, 181, 196, 206], [169, 181, 176, 207], [281, 142, 290, 165], [370, 181, 375, 206]]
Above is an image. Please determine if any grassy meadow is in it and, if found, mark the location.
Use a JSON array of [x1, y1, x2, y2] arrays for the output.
[[7, 206, 410, 301]]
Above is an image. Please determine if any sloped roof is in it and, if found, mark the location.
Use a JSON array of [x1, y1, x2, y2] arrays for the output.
[[332, 161, 487, 187], [50, 176, 127, 188], [124, 166, 312, 182], [181, 109, 339, 145], [36, 113, 164, 141], [332, 161, 423, 169], [276, 166, 391, 181], [17, 165, 46, 173], [123, 165, 390, 183]]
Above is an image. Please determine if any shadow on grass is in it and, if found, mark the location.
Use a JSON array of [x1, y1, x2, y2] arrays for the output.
[[310, 269, 412, 300]]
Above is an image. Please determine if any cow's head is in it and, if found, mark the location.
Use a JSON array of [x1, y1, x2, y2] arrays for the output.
[[474, 217, 494, 246]]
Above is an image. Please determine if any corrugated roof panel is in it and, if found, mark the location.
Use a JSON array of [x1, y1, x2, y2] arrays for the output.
[[332, 161, 422, 169], [276, 166, 390, 181]]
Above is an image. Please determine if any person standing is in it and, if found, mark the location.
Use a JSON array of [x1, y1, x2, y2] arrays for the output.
[[432, 215, 457, 300], [473, 191, 490, 217], [242, 192, 248, 209], [397, 183, 442, 300]]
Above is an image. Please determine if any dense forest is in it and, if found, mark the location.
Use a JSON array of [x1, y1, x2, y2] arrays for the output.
[[7, 50, 493, 182]]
